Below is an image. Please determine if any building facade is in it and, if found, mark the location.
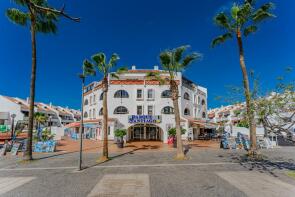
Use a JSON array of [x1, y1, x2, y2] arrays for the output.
[[0, 95, 81, 131], [82, 66, 208, 143]]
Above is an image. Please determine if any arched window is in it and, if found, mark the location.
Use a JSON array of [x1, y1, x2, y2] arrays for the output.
[[184, 108, 190, 116], [161, 106, 174, 114], [84, 99, 89, 105], [89, 109, 92, 118], [99, 92, 104, 100], [90, 96, 92, 105], [201, 99, 206, 106], [184, 92, 190, 100], [161, 90, 171, 98], [202, 112, 206, 118], [114, 106, 129, 114], [83, 112, 88, 118], [114, 90, 129, 98], [99, 108, 103, 115]]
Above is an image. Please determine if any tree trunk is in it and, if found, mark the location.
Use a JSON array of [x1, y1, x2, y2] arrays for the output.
[[78, 78, 85, 170], [170, 80, 185, 159], [24, 13, 37, 161], [101, 77, 109, 161], [236, 31, 257, 153]]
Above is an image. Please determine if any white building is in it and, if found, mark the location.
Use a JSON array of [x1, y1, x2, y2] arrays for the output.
[[81, 66, 209, 143], [0, 95, 81, 130]]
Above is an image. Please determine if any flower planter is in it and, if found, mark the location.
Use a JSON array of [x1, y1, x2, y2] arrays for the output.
[[117, 141, 124, 148]]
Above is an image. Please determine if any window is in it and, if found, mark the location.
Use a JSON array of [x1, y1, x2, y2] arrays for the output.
[[100, 92, 104, 100], [114, 90, 129, 98], [84, 112, 88, 118], [89, 109, 92, 118], [137, 106, 143, 115], [147, 89, 154, 99], [201, 99, 206, 106], [161, 90, 171, 98], [184, 108, 190, 116], [137, 89, 143, 99], [93, 109, 96, 118], [202, 112, 206, 118], [161, 106, 174, 114], [99, 108, 103, 115], [84, 99, 89, 106], [184, 92, 190, 100], [93, 95, 96, 103], [148, 105, 153, 115], [108, 126, 111, 135], [90, 96, 92, 105], [114, 106, 129, 114]]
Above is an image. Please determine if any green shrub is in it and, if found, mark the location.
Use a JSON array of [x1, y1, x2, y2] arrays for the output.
[[114, 129, 127, 138], [168, 127, 186, 137]]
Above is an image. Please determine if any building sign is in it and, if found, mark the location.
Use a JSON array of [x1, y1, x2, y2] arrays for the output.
[[128, 115, 161, 124]]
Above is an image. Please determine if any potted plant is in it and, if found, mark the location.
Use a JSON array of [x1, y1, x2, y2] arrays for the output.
[[168, 128, 186, 148], [114, 129, 127, 148]]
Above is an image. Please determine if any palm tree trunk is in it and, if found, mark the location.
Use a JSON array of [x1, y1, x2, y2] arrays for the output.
[[170, 80, 185, 159], [24, 14, 37, 161], [101, 77, 109, 161], [78, 78, 85, 170], [236, 31, 257, 153]]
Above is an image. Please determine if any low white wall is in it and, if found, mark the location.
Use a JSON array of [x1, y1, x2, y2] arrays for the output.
[[231, 126, 265, 137], [50, 126, 65, 140]]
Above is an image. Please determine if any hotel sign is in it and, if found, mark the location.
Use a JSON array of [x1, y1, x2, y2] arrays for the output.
[[128, 115, 162, 124]]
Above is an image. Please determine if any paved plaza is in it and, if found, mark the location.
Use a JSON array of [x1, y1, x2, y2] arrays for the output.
[[0, 141, 295, 197]]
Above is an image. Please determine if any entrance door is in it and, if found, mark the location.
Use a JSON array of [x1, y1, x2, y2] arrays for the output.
[[129, 124, 162, 141]]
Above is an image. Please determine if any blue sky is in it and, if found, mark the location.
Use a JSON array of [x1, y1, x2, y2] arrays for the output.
[[1, 0, 294, 109]]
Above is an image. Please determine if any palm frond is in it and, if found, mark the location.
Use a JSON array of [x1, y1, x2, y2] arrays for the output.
[[159, 51, 172, 67], [181, 53, 202, 68], [116, 67, 128, 75], [211, 33, 233, 47], [83, 59, 96, 77], [6, 8, 28, 26], [108, 53, 120, 67], [174, 45, 189, 63], [244, 25, 258, 36], [252, 2, 275, 23], [92, 53, 106, 65], [146, 71, 165, 85], [237, 2, 253, 26], [35, 20, 57, 33], [214, 12, 232, 30]]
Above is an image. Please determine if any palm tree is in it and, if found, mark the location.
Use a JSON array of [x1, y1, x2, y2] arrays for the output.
[[78, 60, 96, 170], [34, 112, 46, 130], [159, 45, 201, 160], [6, 0, 79, 160], [87, 53, 120, 161], [211, 0, 275, 154]]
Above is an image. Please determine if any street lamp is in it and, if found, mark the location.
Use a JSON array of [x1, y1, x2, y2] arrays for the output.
[[11, 114, 16, 140]]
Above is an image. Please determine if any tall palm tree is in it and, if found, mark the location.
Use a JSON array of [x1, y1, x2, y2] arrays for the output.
[[159, 45, 201, 160], [87, 53, 120, 161], [211, 0, 275, 154], [6, 0, 79, 160], [78, 60, 96, 170]]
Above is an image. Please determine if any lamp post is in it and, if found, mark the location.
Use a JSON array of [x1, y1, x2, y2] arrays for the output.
[[11, 114, 16, 140]]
